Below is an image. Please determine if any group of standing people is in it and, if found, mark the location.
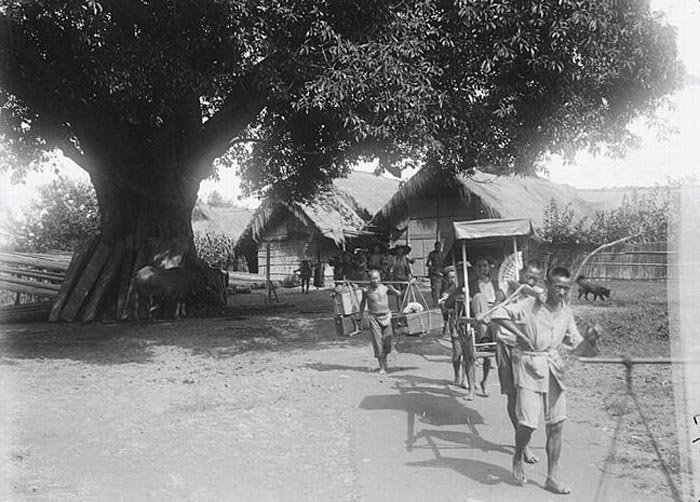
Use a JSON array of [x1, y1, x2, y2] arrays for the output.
[[294, 259, 325, 293], [359, 241, 598, 496], [329, 242, 415, 291]]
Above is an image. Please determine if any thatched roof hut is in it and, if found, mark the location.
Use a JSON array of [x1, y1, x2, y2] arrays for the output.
[[374, 166, 594, 230], [236, 171, 400, 279], [371, 166, 596, 276]]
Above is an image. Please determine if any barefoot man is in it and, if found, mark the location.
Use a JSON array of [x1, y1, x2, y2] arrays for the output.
[[438, 266, 463, 387], [491, 266, 599, 495], [495, 260, 545, 465], [358, 269, 402, 375]]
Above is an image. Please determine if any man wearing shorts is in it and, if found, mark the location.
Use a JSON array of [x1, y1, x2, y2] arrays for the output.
[[492, 266, 589, 495], [494, 260, 544, 464], [358, 269, 401, 375]]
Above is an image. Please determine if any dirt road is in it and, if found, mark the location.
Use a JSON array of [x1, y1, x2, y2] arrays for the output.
[[0, 286, 685, 501]]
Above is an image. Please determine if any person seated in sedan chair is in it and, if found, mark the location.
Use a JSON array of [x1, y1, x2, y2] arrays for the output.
[[467, 256, 506, 396]]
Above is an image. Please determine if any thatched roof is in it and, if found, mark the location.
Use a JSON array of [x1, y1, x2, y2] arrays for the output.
[[192, 203, 255, 240], [373, 166, 596, 230], [333, 171, 402, 217], [236, 171, 400, 248]]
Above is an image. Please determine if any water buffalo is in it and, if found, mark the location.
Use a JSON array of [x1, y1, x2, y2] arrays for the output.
[[133, 266, 207, 320]]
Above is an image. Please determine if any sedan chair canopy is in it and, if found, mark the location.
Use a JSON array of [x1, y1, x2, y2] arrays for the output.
[[451, 218, 533, 317]]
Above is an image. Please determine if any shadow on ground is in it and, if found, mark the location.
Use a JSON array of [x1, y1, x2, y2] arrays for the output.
[[405, 457, 521, 487], [0, 290, 368, 365], [306, 362, 420, 374], [358, 371, 518, 486]]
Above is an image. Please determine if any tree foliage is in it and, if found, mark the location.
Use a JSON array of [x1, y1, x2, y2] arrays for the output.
[[193, 232, 236, 270], [586, 184, 680, 244], [7, 176, 100, 252], [0, 0, 682, 204], [539, 183, 680, 248], [540, 200, 589, 247]]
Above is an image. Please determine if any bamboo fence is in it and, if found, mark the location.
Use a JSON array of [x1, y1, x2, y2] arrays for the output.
[[534, 242, 668, 281]]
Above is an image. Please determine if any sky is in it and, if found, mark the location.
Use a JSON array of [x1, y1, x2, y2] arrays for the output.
[[545, 0, 700, 189], [1, 0, 698, 220]]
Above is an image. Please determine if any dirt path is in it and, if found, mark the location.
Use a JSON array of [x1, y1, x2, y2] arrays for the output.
[[0, 288, 683, 501]]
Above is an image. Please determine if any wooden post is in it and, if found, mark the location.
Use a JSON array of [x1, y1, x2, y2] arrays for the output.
[[59, 242, 111, 322], [512, 236, 520, 282], [115, 235, 135, 319], [49, 236, 97, 322], [265, 241, 270, 303], [461, 241, 470, 317]]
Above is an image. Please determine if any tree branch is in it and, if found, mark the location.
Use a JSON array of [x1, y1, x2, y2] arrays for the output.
[[0, 14, 126, 170], [189, 62, 271, 178], [0, 15, 64, 121]]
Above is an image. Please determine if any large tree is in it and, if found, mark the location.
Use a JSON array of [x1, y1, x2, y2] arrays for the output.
[[0, 0, 681, 318]]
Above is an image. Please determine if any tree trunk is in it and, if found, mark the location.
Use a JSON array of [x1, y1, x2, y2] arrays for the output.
[[93, 167, 198, 247], [49, 167, 227, 322]]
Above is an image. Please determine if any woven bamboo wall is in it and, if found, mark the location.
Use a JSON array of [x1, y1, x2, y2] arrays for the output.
[[530, 242, 669, 281]]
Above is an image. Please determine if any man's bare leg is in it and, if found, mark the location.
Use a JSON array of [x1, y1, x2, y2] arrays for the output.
[[513, 423, 534, 485], [452, 358, 461, 386], [378, 356, 387, 375], [506, 392, 539, 463], [480, 357, 491, 396], [544, 421, 570, 494], [464, 357, 476, 400]]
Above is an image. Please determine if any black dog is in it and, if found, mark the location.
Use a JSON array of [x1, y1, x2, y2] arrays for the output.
[[576, 275, 611, 301]]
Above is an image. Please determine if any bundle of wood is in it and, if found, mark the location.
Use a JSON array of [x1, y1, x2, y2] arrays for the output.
[[0, 251, 71, 323], [0, 302, 54, 323], [0, 251, 70, 300]]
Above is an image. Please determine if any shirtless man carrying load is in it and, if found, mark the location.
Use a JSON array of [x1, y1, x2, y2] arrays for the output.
[[358, 269, 402, 375]]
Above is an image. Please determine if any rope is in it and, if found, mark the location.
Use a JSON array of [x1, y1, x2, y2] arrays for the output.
[[344, 279, 362, 314], [340, 279, 363, 335], [399, 280, 413, 311], [399, 280, 433, 333]]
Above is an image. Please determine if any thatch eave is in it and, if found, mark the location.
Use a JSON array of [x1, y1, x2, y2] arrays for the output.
[[371, 166, 596, 233], [235, 171, 400, 253]]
